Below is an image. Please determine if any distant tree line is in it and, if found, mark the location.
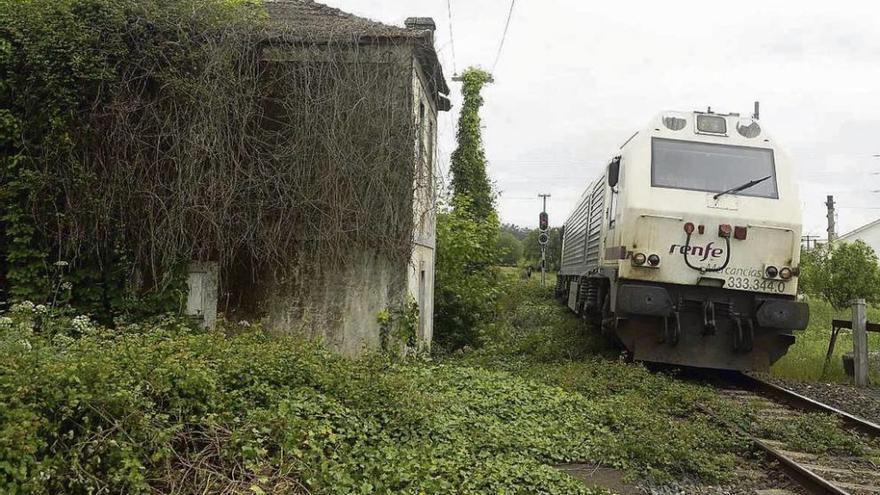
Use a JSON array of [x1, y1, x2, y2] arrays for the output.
[[497, 224, 562, 270]]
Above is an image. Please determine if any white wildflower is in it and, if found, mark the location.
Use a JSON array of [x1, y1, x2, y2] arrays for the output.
[[72, 315, 95, 334], [11, 300, 35, 313]]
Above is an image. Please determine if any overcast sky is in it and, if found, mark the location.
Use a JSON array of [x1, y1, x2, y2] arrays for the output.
[[330, 0, 880, 237]]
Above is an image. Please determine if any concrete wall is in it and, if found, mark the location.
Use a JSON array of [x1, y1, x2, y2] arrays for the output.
[[262, 251, 406, 357]]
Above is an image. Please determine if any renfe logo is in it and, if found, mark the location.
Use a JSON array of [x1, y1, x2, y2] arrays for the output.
[[669, 242, 725, 261]]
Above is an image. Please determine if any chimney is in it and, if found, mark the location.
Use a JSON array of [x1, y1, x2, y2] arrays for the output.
[[405, 17, 436, 41]]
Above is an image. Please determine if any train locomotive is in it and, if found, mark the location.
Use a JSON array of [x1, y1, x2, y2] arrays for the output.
[[556, 108, 809, 371]]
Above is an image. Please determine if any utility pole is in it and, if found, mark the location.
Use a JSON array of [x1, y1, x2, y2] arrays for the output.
[[826, 195, 836, 243], [538, 194, 551, 287], [801, 235, 820, 251]]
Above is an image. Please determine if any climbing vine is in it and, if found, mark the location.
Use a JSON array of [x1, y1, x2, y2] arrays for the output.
[[435, 67, 500, 349], [448, 68, 495, 221], [0, 0, 422, 320]]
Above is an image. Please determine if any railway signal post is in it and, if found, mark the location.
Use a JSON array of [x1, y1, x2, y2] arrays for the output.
[[538, 194, 550, 287]]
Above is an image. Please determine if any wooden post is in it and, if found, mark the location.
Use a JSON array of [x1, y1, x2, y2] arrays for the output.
[[852, 299, 869, 387], [822, 326, 841, 378]]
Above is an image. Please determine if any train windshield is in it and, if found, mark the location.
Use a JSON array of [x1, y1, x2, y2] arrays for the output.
[[651, 138, 778, 199]]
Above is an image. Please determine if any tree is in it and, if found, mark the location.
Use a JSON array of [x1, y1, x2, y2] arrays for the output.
[[501, 223, 530, 241], [522, 227, 562, 271], [496, 231, 523, 266], [800, 240, 880, 310]]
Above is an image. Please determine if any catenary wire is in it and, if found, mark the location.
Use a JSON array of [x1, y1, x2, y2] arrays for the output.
[[446, 0, 457, 75], [492, 0, 516, 72]]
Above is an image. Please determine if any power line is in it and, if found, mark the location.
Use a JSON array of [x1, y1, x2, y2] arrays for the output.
[[491, 0, 517, 72], [445, 0, 457, 75]]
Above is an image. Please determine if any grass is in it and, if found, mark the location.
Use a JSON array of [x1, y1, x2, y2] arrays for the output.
[[770, 297, 880, 385]]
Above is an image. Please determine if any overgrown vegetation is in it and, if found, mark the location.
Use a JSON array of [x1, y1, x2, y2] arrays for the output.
[[0, 0, 419, 320], [772, 240, 880, 384], [435, 68, 500, 350], [771, 297, 880, 384], [457, 272, 879, 480], [4, 270, 877, 493]]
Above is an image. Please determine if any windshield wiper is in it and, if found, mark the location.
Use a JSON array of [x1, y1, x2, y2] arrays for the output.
[[713, 175, 772, 200]]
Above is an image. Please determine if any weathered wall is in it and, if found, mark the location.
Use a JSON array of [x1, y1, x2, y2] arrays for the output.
[[261, 251, 406, 357], [407, 244, 435, 345], [409, 52, 438, 348]]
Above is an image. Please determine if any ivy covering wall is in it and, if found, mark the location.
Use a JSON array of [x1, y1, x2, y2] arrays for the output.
[[0, 0, 418, 320]]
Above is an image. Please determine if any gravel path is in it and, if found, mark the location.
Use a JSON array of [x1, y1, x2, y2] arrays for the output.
[[757, 374, 880, 425]]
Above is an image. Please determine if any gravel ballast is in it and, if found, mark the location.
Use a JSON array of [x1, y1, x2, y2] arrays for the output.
[[759, 374, 880, 425]]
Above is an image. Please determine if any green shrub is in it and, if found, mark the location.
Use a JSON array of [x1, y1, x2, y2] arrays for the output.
[[434, 198, 500, 350]]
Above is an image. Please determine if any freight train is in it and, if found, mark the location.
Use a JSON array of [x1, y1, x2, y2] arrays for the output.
[[556, 108, 809, 371]]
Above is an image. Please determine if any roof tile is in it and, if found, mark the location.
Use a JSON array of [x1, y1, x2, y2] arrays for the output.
[[264, 0, 418, 40]]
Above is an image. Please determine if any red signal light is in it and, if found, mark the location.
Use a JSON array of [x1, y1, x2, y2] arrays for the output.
[[684, 222, 695, 234], [734, 226, 748, 240], [539, 212, 549, 231], [718, 224, 732, 238]]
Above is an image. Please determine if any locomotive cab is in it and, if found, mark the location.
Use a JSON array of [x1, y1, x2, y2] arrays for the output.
[[559, 109, 809, 371]]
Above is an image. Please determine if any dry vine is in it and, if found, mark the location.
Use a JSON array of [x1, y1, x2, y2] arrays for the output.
[[21, 5, 431, 313]]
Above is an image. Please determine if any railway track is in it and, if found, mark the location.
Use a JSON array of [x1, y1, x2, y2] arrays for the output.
[[709, 373, 880, 495]]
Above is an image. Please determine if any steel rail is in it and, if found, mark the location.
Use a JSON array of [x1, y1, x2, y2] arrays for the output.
[[696, 403, 852, 495], [750, 436, 852, 495], [735, 373, 880, 438]]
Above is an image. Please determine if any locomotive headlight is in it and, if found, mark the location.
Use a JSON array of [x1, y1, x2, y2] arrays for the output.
[[736, 118, 761, 138], [662, 115, 687, 131], [765, 266, 779, 279], [779, 267, 793, 280], [697, 114, 727, 134], [632, 253, 647, 266], [648, 254, 661, 266]]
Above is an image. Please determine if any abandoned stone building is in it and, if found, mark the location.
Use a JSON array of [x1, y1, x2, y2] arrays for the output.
[[186, 1, 451, 355]]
